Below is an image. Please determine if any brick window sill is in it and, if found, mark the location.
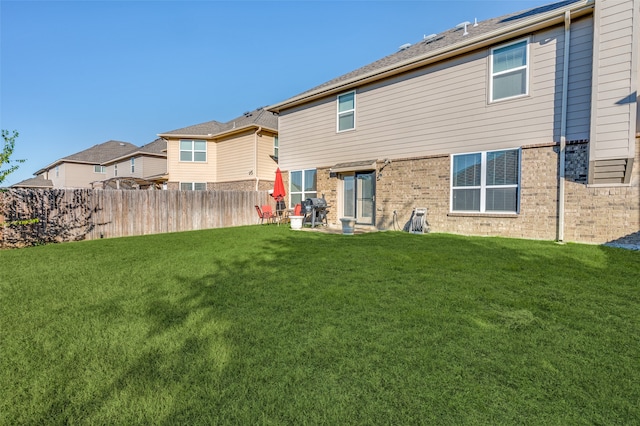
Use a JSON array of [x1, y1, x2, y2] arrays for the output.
[[447, 212, 519, 219]]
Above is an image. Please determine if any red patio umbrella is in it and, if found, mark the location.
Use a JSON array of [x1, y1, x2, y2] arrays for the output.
[[272, 168, 286, 202]]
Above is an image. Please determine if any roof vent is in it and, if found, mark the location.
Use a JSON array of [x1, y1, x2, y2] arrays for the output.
[[423, 33, 438, 43], [398, 43, 412, 51], [456, 21, 471, 36]]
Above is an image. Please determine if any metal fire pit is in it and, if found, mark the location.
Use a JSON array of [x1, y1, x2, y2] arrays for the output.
[[303, 197, 329, 228]]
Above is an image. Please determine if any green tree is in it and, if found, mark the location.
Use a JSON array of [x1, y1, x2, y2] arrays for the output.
[[1, 130, 24, 185]]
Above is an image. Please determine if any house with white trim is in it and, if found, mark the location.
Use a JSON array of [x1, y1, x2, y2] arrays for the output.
[[268, 0, 639, 244]]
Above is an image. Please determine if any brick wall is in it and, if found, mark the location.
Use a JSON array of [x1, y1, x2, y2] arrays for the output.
[[315, 139, 639, 244]]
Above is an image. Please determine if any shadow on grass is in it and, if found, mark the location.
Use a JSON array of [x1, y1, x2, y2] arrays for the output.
[[7, 227, 640, 424]]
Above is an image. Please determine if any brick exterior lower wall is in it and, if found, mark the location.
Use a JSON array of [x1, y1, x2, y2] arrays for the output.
[[314, 139, 639, 245]]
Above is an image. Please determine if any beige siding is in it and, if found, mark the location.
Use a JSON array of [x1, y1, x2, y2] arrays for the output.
[[279, 20, 594, 171], [590, 0, 638, 160], [257, 133, 278, 180], [166, 138, 217, 184], [62, 163, 101, 188], [216, 131, 255, 182], [140, 156, 167, 179]]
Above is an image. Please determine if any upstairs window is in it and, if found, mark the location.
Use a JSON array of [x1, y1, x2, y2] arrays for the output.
[[180, 140, 207, 162], [337, 91, 355, 132], [274, 136, 279, 159], [490, 39, 528, 102], [289, 169, 317, 207], [94, 165, 106, 173], [114, 164, 118, 177], [131, 157, 135, 173], [451, 149, 520, 213]]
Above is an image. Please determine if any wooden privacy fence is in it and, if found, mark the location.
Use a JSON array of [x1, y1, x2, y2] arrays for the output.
[[0, 188, 271, 247]]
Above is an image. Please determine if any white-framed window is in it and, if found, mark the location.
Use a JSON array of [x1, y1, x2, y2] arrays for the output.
[[490, 39, 529, 102], [180, 139, 207, 162], [274, 136, 279, 159], [337, 91, 356, 132], [130, 157, 135, 173], [94, 165, 106, 173], [180, 182, 207, 191], [55, 166, 59, 177], [289, 169, 317, 207], [114, 164, 118, 177], [451, 148, 520, 213]]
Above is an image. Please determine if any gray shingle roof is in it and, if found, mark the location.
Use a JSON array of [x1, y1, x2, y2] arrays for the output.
[[62, 140, 138, 164], [160, 107, 278, 137], [101, 138, 167, 165], [35, 140, 138, 175], [270, 0, 587, 111], [11, 175, 54, 188]]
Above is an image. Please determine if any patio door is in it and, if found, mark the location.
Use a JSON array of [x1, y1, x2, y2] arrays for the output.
[[343, 171, 375, 225]]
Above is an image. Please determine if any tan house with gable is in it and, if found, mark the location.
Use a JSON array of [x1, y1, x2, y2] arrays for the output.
[[25, 140, 138, 189], [158, 107, 279, 191], [268, 0, 639, 244], [97, 138, 168, 189]]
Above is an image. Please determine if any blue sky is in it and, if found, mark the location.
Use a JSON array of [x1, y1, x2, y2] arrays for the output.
[[1, 0, 546, 186]]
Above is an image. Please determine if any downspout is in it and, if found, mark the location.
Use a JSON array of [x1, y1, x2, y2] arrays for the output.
[[558, 10, 571, 242], [254, 126, 262, 191]]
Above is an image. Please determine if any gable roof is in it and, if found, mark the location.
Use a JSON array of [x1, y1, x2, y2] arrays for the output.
[[102, 138, 167, 165], [35, 140, 138, 175], [158, 107, 278, 139], [268, 0, 593, 113], [10, 175, 54, 189]]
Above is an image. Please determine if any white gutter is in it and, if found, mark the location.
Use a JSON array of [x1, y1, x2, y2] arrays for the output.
[[558, 10, 571, 243]]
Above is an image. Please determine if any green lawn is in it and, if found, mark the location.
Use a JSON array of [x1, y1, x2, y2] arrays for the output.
[[1, 226, 639, 424]]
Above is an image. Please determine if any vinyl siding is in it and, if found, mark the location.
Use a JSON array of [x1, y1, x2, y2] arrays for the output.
[[216, 131, 255, 182], [279, 19, 594, 171], [257, 133, 278, 180], [166, 138, 217, 183], [140, 157, 167, 179], [590, 0, 637, 160], [63, 163, 99, 188]]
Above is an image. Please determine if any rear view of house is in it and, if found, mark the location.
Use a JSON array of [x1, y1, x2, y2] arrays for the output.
[[269, 0, 639, 244], [158, 107, 278, 191]]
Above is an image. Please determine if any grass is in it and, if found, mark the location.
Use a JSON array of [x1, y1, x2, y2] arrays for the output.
[[1, 226, 639, 424]]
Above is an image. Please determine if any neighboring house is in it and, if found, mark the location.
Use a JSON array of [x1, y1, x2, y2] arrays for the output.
[[268, 0, 639, 244], [30, 140, 138, 189], [96, 138, 168, 189], [157, 107, 278, 191], [11, 175, 53, 189]]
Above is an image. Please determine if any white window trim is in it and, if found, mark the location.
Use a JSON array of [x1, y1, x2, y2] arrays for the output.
[[179, 139, 207, 163], [274, 136, 279, 159], [336, 91, 356, 133], [114, 164, 118, 177], [180, 182, 207, 191], [289, 169, 317, 208], [489, 38, 529, 103], [130, 157, 135, 173], [450, 148, 521, 214], [94, 165, 106, 174]]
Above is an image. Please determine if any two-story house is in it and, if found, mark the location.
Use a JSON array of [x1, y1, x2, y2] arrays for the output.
[[97, 138, 168, 189], [268, 0, 639, 244], [25, 140, 138, 189], [158, 107, 278, 191]]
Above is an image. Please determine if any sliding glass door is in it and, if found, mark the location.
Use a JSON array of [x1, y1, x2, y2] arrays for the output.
[[343, 171, 375, 225]]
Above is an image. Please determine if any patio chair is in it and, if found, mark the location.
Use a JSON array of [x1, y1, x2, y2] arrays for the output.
[[255, 205, 274, 224]]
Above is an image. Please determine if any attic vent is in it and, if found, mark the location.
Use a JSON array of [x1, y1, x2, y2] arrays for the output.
[[243, 111, 252, 117], [398, 43, 412, 51], [590, 158, 634, 185], [423, 33, 437, 43]]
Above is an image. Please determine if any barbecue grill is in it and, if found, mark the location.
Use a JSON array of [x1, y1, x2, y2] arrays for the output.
[[303, 197, 329, 227]]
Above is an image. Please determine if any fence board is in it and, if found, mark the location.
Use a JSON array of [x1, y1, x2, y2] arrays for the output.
[[1, 189, 270, 247]]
